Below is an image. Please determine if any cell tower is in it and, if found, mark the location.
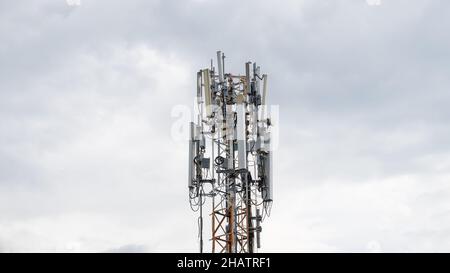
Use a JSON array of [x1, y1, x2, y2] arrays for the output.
[[188, 51, 273, 253]]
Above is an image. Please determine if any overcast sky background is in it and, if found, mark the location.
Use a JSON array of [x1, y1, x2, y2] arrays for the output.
[[1, 0, 450, 252]]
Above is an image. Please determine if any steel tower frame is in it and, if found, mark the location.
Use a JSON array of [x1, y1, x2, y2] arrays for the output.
[[188, 51, 273, 253]]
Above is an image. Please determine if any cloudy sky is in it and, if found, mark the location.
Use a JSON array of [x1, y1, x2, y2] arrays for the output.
[[1, 0, 450, 252]]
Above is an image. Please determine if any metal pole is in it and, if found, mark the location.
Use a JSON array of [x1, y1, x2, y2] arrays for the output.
[[199, 190, 203, 253]]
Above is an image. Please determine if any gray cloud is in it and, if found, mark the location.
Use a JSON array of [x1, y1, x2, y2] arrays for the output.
[[106, 244, 147, 253]]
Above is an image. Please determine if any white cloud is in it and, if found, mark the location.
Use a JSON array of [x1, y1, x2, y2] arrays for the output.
[[0, 43, 196, 252]]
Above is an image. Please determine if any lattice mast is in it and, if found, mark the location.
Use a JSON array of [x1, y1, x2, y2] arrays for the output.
[[189, 51, 273, 253]]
